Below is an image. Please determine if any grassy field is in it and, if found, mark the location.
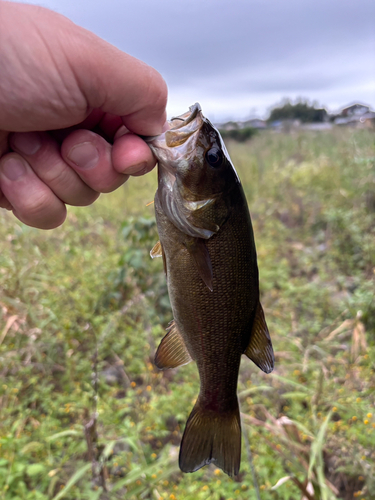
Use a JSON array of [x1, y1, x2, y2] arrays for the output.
[[0, 127, 374, 500]]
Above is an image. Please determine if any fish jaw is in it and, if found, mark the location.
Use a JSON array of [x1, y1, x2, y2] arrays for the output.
[[144, 102, 205, 172], [145, 102, 239, 189]]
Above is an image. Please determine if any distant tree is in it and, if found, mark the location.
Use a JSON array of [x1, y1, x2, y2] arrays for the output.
[[268, 98, 327, 123]]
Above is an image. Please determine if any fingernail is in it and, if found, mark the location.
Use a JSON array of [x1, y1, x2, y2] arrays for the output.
[[125, 162, 147, 175], [114, 125, 129, 140], [67, 142, 99, 169], [1, 157, 27, 180], [12, 132, 41, 155]]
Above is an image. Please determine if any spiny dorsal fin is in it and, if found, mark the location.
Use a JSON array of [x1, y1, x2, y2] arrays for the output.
[[155, 320, 192, 370], [244, 302, 275, 374], [150, 241, 163, 258], [184, 238, 213, 291]]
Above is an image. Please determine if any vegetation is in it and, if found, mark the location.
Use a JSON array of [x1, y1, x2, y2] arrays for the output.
[[219, 127, 257, 142], [0, 127, 374, 500], [268, 99, 328, 123]]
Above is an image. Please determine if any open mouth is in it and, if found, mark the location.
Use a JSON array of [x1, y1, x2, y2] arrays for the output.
[[143, 103, 204, 151], [168, 103, 202, 130], [164, 103, 203, 148], [142, 105, 204, 171]]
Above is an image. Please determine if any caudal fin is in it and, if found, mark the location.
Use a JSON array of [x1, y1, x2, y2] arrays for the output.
[[179, 400, 241, 477]]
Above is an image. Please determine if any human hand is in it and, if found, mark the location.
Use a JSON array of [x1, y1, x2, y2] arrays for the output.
[[0, 1, 167, 229]]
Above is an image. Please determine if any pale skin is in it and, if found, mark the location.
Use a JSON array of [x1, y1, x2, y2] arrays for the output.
[[0, 1, 168, 229]]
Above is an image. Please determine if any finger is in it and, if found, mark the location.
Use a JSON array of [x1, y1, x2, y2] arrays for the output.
[[0, 131, 9, 156], [10, 132, 99, 206], [1, 4, 167, 134], [69, 32, 168, 135], [50, 109, 106, 143], [0, 154, 66, 229], [112, 133, 156, 176], [62, 130, 129, 193], [99, 113, 124, 140], [0, 189, 12, 210]]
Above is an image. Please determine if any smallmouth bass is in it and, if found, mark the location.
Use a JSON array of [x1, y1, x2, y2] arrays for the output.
[[146, 103, 274, 477]]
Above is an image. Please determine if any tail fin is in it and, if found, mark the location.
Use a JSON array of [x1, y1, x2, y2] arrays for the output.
[[179, 399, 241, 477]]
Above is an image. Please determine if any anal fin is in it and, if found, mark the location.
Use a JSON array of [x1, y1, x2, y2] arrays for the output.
[[155, 320, 192, 369], [244, 302, 275, 374]]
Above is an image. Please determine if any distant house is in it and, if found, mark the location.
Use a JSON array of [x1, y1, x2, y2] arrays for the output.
[[217, 119, 267, 131], [242, 119, 267, 129], [269, 119, 301, 131], [340, 103, 371, 117], [217, 121, 239, 131], [334, 103, 375, 127]]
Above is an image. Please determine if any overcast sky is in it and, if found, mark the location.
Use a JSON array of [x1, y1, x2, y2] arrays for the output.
[[13, 0, 375, 121]]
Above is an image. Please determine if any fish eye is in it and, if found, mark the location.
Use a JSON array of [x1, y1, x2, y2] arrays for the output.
[[205, 147, 224, 168]]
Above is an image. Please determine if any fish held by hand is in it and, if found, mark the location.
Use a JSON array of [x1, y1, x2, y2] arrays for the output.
[[147, 103, 274, 477]]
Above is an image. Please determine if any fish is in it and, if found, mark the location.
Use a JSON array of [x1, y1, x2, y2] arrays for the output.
[[146, 103, 274, 477]]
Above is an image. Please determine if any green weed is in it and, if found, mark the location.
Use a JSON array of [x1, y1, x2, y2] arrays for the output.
[[0, 127, 374, 499]]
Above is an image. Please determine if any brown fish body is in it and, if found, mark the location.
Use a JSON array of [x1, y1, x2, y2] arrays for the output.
[[156, 181, 258, 403], [148, 103, 274, 476]]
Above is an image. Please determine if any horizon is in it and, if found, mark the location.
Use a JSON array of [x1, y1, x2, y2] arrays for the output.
[[212, 99, 375, 124]]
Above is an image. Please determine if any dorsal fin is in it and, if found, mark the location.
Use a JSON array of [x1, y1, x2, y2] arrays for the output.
[[244, 302, 275, 374], [155, 320, 193, 369]]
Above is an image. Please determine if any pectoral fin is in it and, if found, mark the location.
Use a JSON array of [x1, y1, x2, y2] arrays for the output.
[[150, 241, 163, 258], [155, 320, 192, 369], [185, 238, 213, 291], [244, 302, 275, 374], [187, 213, 220, 234], [150, 241, 167, 275], [185, 199, 220, 235]]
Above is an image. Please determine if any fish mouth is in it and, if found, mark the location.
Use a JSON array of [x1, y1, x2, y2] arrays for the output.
[[143, 103, 205, 164], [164, 103, 203, 148], [144, 103, 239, 183], [168, 102, 202, 132]]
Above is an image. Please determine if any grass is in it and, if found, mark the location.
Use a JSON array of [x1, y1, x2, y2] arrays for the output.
[[0, 127, 374, 500]]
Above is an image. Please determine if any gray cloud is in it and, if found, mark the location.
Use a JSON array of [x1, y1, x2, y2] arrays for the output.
[[14, 0, 375, 119]]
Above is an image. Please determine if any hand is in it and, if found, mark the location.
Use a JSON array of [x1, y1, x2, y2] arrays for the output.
[[0, 1, 167, 229]]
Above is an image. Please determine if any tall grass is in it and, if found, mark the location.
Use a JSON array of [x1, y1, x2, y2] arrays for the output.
[[0, 128, 374, 499]]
